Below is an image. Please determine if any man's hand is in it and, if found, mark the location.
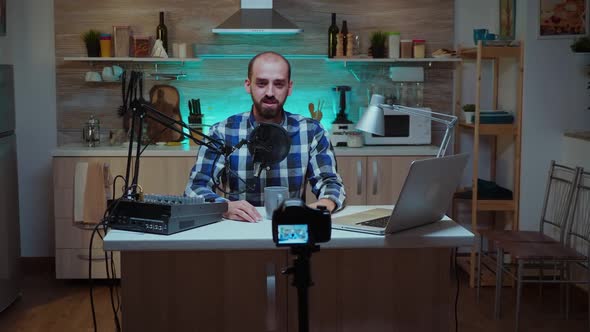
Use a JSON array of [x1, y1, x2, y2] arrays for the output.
[[308, 198, 336, 213], [223, 200, 262, 222]]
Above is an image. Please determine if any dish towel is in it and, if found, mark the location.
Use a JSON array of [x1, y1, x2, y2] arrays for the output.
[[73, 162, 112, 224]]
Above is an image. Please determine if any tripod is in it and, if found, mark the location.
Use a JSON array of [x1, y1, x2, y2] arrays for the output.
[[282, 244, 320, 332]]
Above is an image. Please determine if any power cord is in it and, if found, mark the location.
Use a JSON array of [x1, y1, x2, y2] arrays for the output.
[[89, 175, 126, 332], [453, 248, 461, 332]]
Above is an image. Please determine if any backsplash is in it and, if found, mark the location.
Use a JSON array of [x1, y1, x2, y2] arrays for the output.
[[55, 0, 454, 145]]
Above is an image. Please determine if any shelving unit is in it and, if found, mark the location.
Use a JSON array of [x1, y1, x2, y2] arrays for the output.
[[63, 56, 202, 63], [326, 56, 461, 67], [453, 41, 524, 287]]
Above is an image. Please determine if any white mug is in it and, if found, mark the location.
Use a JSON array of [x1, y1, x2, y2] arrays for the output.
[[85, 71, 102, 82]]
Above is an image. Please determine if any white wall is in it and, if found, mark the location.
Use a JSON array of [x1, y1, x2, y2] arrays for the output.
[[0, 0, 57, 256], [456, 1, 590, 231], [519, 1, 590, 230]]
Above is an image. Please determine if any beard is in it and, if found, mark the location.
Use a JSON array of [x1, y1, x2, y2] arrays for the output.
[[253, 96, 285, 120]]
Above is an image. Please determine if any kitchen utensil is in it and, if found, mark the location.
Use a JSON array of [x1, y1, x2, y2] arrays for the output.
[[117, 70, 127, 116]]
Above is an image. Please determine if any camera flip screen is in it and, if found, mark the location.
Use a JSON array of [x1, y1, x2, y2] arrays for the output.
[[277, 224, 309, 245]]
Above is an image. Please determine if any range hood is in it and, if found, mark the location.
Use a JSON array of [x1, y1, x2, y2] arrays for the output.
[[212, 0, 302, 34]]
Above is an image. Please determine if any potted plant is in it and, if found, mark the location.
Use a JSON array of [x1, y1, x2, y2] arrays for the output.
[[462, 104, 475, 124], [82, 30, 101, 57], [370, 31, 387, 58]]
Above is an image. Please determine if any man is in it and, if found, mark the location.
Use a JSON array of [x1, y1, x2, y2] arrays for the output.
[[185, 51, 345, 222]]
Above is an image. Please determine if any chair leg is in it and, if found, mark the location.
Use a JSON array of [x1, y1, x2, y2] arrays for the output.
[[494, 247, 504, 320], [538, 259, 544, 298], [477, 235, 483, 302], [515, 260, 524, 332], [565, 262, 570, 320]]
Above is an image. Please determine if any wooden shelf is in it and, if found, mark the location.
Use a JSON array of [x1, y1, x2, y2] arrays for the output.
[[326, 57, 462, 66], [459, 46, 521, 59], [458, 122, 516, 136], [454, 195, 516, 211], [63, 57, 202, 63]]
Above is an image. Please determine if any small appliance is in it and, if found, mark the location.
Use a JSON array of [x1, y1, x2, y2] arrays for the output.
[[360, 106, 431, 145], [330, 85, 353, 147]]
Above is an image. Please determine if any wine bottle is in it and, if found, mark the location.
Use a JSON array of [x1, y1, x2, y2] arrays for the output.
[[341, 20, 348, 56], [156, 11, 168, 53], [328, 13, 339, 58]]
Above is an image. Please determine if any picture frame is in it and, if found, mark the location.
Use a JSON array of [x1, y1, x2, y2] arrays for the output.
[[539, 0, 589, 39], [0, 0, 5, 36], [500, 0, 516, 40]]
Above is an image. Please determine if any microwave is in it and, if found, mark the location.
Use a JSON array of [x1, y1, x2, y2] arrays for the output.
[[361, 107, 431, 145]]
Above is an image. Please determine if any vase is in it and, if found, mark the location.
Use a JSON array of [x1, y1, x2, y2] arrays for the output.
[[86, 41, 101, 57], [371, 45, 386, 58]]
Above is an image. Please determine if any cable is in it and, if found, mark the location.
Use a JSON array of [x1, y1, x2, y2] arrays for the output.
[[454, 248, 460, 332], [89, 179, 125, 332]]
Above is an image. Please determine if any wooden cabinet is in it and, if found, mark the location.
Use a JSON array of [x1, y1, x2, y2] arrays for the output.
[[121, 250, 289, 332], [53, 156, 196, 279], [334, 155, 431, 206]]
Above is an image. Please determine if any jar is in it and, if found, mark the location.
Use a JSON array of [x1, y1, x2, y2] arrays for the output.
[[413, 39, 426, 58], [346, 131, 364, 148], [99, 34, 112, 57], [387, 32, 400, 59], [400, 39, 413, 58], [83, 114, 101, 147]]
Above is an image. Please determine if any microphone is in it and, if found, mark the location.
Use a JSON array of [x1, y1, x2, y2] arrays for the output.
[[247, 123, 291, 177]]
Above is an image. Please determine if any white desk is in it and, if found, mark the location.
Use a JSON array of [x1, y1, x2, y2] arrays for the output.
[[104, 205, 473, 332]]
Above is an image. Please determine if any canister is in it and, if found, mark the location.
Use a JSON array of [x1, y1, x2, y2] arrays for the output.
[[99, 34, 112, 57], [400, 40, 413, 58], [387, 32, 400, 59], [413, 39, 426, 58]]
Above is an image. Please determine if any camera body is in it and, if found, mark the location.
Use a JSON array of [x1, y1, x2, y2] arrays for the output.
[[272, 199, 332, 247]]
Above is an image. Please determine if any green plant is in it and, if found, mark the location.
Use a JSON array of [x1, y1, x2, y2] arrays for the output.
[[462, 104, 475, 112], [370, 31, 387, 49], [81, 30, 101, 44], [571, 37, 590, 52]]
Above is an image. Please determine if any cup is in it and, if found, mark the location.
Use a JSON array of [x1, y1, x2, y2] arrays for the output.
[[85, 71, 102, 82], [178, 43, 187, 58], [112, 65, 123, 78], [102, 67, 115, 81], [264, 186, 289, 219], [473, 28, 488, 45]]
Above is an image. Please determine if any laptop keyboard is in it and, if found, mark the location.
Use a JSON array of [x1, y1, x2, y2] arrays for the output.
[[358, 217, 389, 228]]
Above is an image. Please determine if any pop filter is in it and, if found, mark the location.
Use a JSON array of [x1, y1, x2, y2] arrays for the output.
[[248, 123, 291, 177]]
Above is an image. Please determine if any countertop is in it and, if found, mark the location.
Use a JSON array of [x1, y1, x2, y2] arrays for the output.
[[564, 131, 590, 142], [53, 143, 440, 157], [103, 205, 474, 251]]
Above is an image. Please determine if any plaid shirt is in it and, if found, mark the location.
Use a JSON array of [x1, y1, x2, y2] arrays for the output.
[[185, 110, 346, 209]]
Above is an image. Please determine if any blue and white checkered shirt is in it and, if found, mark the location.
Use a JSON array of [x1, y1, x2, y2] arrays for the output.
[[185, 110, 346, 210]]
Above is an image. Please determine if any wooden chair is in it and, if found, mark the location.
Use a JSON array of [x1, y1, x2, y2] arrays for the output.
[[495, 169, 589, 332], [476, 161, 582, 301]]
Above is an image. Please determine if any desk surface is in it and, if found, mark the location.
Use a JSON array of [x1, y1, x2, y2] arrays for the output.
[[103, 205, 474, 251]]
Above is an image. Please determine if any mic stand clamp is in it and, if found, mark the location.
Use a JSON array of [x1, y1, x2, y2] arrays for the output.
[[282, 244, 320, 332]]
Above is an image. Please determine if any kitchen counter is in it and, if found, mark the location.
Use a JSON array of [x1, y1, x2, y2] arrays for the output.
[[52, 143, 440, 157]]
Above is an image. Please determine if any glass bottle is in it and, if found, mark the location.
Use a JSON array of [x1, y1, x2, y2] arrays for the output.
[[156, 11, 168, 52], [328, 13, 339, 58], [341, 20, 348, 56]]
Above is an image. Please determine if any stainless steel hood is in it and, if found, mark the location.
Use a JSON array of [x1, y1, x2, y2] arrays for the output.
[[212, 0, 302, 34]]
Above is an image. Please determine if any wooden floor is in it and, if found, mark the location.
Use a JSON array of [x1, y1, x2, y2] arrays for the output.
[[0, 260, 588, 332]]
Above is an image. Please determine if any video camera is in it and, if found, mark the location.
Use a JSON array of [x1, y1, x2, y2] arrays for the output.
[[271, 199, 332, 247]]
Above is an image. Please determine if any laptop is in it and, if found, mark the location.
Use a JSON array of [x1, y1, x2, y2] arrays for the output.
[[332, 153, 469, 235]]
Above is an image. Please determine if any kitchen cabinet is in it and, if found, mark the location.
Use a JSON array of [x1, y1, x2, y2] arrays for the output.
[[333, 155, 430, 206], [53, 156, 196, 279]]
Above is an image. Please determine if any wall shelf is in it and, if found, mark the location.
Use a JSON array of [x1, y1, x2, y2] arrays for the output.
[[63, 57, 202, 63], [458, 122, 516, 136], [326, 57, 461, 67]]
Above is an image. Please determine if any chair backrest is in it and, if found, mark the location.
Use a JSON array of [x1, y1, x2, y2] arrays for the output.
[[539, 161, 582, 242], [564, 170, 590, 257]]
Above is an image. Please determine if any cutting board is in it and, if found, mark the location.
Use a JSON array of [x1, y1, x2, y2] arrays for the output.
[[148, 85, 183, 142]]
